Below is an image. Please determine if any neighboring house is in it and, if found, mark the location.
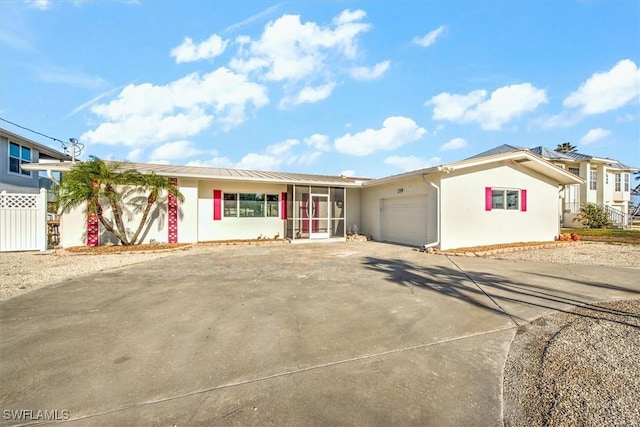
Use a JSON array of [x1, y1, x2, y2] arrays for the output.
[[0, 127, 71, 194], [470, 145, 638, 227], [25, 149, 582, 250]]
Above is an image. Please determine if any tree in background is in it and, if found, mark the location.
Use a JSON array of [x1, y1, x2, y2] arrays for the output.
[[555, 142, 578, 153], [55, 156, 183, 245]]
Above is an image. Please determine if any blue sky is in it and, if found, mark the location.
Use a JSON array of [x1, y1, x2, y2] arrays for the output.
[[1, 0, 639, 178]]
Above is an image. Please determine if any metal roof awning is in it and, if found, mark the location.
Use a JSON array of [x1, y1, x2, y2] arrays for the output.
[[22, 160, 372, 187]]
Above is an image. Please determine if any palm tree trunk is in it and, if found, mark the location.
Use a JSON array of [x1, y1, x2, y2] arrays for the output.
[[129, 192, 156, 245], [96, 203, 128, 245], [105, 184, 130, 245]]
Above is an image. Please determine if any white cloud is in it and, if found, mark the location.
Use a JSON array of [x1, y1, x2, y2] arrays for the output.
[[170, 34, 229, 63], [427, 83, 548, 130], [65, 80, 137, 119], [617, 113, 639, 123], [413, 25, 446, 47], [150, 140, 206, 160], [334, 116, 427, 156], [266, 139, 299, 156], [82, 67, 268, 146], [429, 90, 487, 121], [280, 82, 336, 108], [83, 107, 214, 147], [127, 148, 143, 162], [349, 60, 390, 81], [236, 153, 282, 171], [230, 11, 371, 81], [333, 9, 367, 25], [190, 132, 326, 171], [564, 59, 640, 115], [304, 133, 330, 151], [440, 137, 467, 151], [26, 0, 50, 9], [580, 128, 611, 145], [384, 155, 441, 172]]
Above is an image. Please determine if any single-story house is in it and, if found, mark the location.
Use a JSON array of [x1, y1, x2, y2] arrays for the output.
[[24, 148, 583, 250]]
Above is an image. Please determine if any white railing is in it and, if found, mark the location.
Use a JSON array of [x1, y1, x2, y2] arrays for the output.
[[0, 189, 48, 251], [601, 204, 630, 228]]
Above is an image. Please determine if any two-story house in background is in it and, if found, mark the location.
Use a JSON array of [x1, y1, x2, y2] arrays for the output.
[[1, 127, 71, 194], [471, 144, 637, 227]]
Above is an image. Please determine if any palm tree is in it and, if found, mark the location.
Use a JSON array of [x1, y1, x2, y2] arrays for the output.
[[555, 142, 577, 153], [128, 172, 183, 245], [55, 156, 183, 246]]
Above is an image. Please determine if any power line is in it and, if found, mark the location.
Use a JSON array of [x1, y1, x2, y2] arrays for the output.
[[0, 117, 84, 160], [0, 117, 68, 149]]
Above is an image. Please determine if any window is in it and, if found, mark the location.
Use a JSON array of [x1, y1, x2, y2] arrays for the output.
[[487, 188, 524, 211], [266, 194, 279, 217], [589, 170, 597, 190], [8, 142, 32, 176], [239, 193, 264, 217], [568, 167, 580, 176], [222, 193, 279, 218], [491, 189, 505, 209], [624, 174, 630, 192], [615, 173, 621, 191], [223, 193, 237, 217], [506, 190, 520, 210]]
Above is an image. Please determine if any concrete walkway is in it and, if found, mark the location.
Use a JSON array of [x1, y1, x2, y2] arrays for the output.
[[1, 242, 638, 426]]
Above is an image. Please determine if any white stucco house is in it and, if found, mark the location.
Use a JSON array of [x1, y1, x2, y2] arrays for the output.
[[470, 145, 638, 227], [24, 148, 583, 250]]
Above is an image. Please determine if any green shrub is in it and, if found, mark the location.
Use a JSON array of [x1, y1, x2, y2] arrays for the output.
[[574, 203, 612, 228]]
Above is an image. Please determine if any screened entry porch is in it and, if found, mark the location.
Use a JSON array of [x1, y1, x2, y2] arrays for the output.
[[285, 185, 346, 240]]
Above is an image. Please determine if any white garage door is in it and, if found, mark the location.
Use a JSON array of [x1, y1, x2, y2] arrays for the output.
[[382, 196, 429, 247]]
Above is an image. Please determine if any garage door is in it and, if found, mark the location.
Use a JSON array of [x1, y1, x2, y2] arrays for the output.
[[382, 196, 429, 247]]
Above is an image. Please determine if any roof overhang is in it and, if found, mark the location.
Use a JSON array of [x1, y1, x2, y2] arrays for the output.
[[364, 150, 584, 187], [21, 161, 370, 187], [0, 127, 72, 161]]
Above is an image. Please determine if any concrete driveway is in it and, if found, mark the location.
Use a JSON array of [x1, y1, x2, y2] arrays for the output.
[[1, 242, 639, 426]]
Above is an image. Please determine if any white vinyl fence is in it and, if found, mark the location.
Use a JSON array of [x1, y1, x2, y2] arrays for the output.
[[0, 189, 48, 252]]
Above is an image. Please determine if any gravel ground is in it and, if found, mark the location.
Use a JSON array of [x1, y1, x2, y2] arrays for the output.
[[493, 242, 640, 269], [0, 245, 214, 300], [503, 298, 640, 426]]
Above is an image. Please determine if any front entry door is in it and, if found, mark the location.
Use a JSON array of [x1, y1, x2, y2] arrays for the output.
[[310, 194, 329, 238]]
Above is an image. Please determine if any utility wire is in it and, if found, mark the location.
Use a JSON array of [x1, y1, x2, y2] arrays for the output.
[[0, 117, 69, 150]]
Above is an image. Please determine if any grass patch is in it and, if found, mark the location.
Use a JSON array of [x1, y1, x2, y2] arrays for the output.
[[561, 228, 640, 245]]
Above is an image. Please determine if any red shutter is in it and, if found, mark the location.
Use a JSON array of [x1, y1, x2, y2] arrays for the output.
[[521, 189, 527, 212], [280, 192, 287, 219], [167, 178, 179, 243], [213, 190, 222, 220], [485, 187, 492, 211]]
